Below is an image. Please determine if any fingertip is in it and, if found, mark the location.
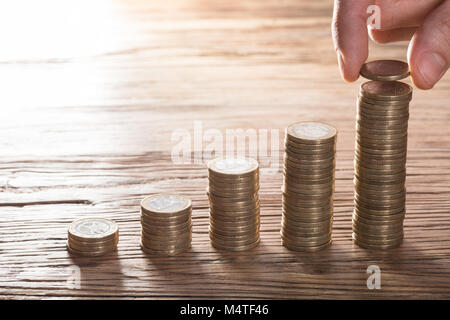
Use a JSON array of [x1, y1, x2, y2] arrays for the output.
[[409, 52, 430, 90], [342, 69, 360, 83], [336, 49, 361, 83], [411, 77, 433, 90], [410, 53, 444, 90], [409, 47, 447, 90], [407, 0, 450, 90], [332, 0, 370, 83], [410, 65, 434, 90]]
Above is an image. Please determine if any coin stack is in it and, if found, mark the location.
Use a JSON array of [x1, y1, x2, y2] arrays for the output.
[[353, 60, 411, 249], [207, 158, 260, 251], [140, 194, 192, 255], [281, 122, 337, 252], [67, 218, 119, 257]]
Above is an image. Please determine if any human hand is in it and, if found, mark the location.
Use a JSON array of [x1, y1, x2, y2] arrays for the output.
[[332, 0, 449, 89]]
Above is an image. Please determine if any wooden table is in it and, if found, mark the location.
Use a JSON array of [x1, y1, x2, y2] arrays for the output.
[[0, 0, 449, 299]]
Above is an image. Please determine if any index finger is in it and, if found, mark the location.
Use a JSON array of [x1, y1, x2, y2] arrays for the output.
[[332, 0, 372, 82]]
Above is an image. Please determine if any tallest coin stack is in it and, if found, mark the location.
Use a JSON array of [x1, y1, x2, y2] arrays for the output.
[[353, 60, 412, 249]]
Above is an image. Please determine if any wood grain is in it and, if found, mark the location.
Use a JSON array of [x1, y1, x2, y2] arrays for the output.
[[0, 0, 449, 299]]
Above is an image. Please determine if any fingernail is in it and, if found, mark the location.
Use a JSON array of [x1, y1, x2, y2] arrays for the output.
[[418, 52, 447, 88]]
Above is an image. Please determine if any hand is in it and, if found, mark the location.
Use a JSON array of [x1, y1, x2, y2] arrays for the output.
[[332, 0, 449, 89]]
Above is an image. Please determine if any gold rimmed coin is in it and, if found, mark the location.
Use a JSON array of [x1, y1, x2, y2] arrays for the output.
[[211, 238, 260, 252], [210, 235, 259, 246], [282, 239, 332, 252], [67, 218, 119, 257], [358, 96, 411, 107], [140, 193, 192, 256], [67, 243, 117, 257], [360, 81, 412, 101], [280, 231, 332, 246], [352, 233, 403, 250], [67, 236, 118, 249], [141, 242, 190, 256], [207, 157, 259, 178], [141, 194, 191, 216], [287, 122, 337, 145], [68, 218, 118, 242]]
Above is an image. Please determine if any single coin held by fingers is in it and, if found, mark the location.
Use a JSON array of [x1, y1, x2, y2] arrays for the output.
[[360, 60, 410, 81]]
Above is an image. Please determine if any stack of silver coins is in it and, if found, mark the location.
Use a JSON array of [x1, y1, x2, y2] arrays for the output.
[[67, 218, 119, 257], [141, 194, 192, 255], [281, 122, 337, 252], [208, 158, 260, 251]]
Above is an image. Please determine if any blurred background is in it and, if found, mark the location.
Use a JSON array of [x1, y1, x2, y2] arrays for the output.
[[3, 0, 443, 159]]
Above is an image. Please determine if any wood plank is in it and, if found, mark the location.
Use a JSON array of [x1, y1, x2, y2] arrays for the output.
[[0, 0, 449, 299]]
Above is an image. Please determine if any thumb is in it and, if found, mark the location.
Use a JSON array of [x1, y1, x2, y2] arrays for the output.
[[408, 0, 450, 90]]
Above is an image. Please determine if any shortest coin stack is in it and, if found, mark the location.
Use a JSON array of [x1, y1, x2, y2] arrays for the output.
[[67, 218, 119, 257], [208, 157, 260, 251], [281, 122, 337, 252], [141, 194, 192, 256]]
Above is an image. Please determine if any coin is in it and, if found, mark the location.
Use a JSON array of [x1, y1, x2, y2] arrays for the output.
[[353, 216, 403, 229], [141, 225, 192, 237], [282, 239, 332, 252], [67, 218, 119, 257], [353, 211, 404, 224], [282, 201, 333, 214], [68, 236, 118, 249], [287, 122, 337, 144], [141, 242, 191, 256], [282, 221, 332, 235], [356, 123, 408, 136], [68, 218, 118, 242], [208, 181, 259, 191], [211, 238, 260, 252], [141, 194, 191, 215], [140, 194, 192, 256], [360, 81, 412, 101], [284, 158, 335, 171], [358, 105, 409, 117], [68, 241, 118, 253], [210, 221, 260, 234], [356, 134, 408, 145], [208, 157, 258, 178], [355, 150, 407, 162], [67, 243, 117, 257], [141, 235, 192, 248], [358, 96, 411, 107], [209, 232, 260, 246], [352, 233, 403, 250], [283, 180, 334, 192], [280, 231, 331, 246], [360, 60, 410, 81], [285, 143, 336, 155]]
